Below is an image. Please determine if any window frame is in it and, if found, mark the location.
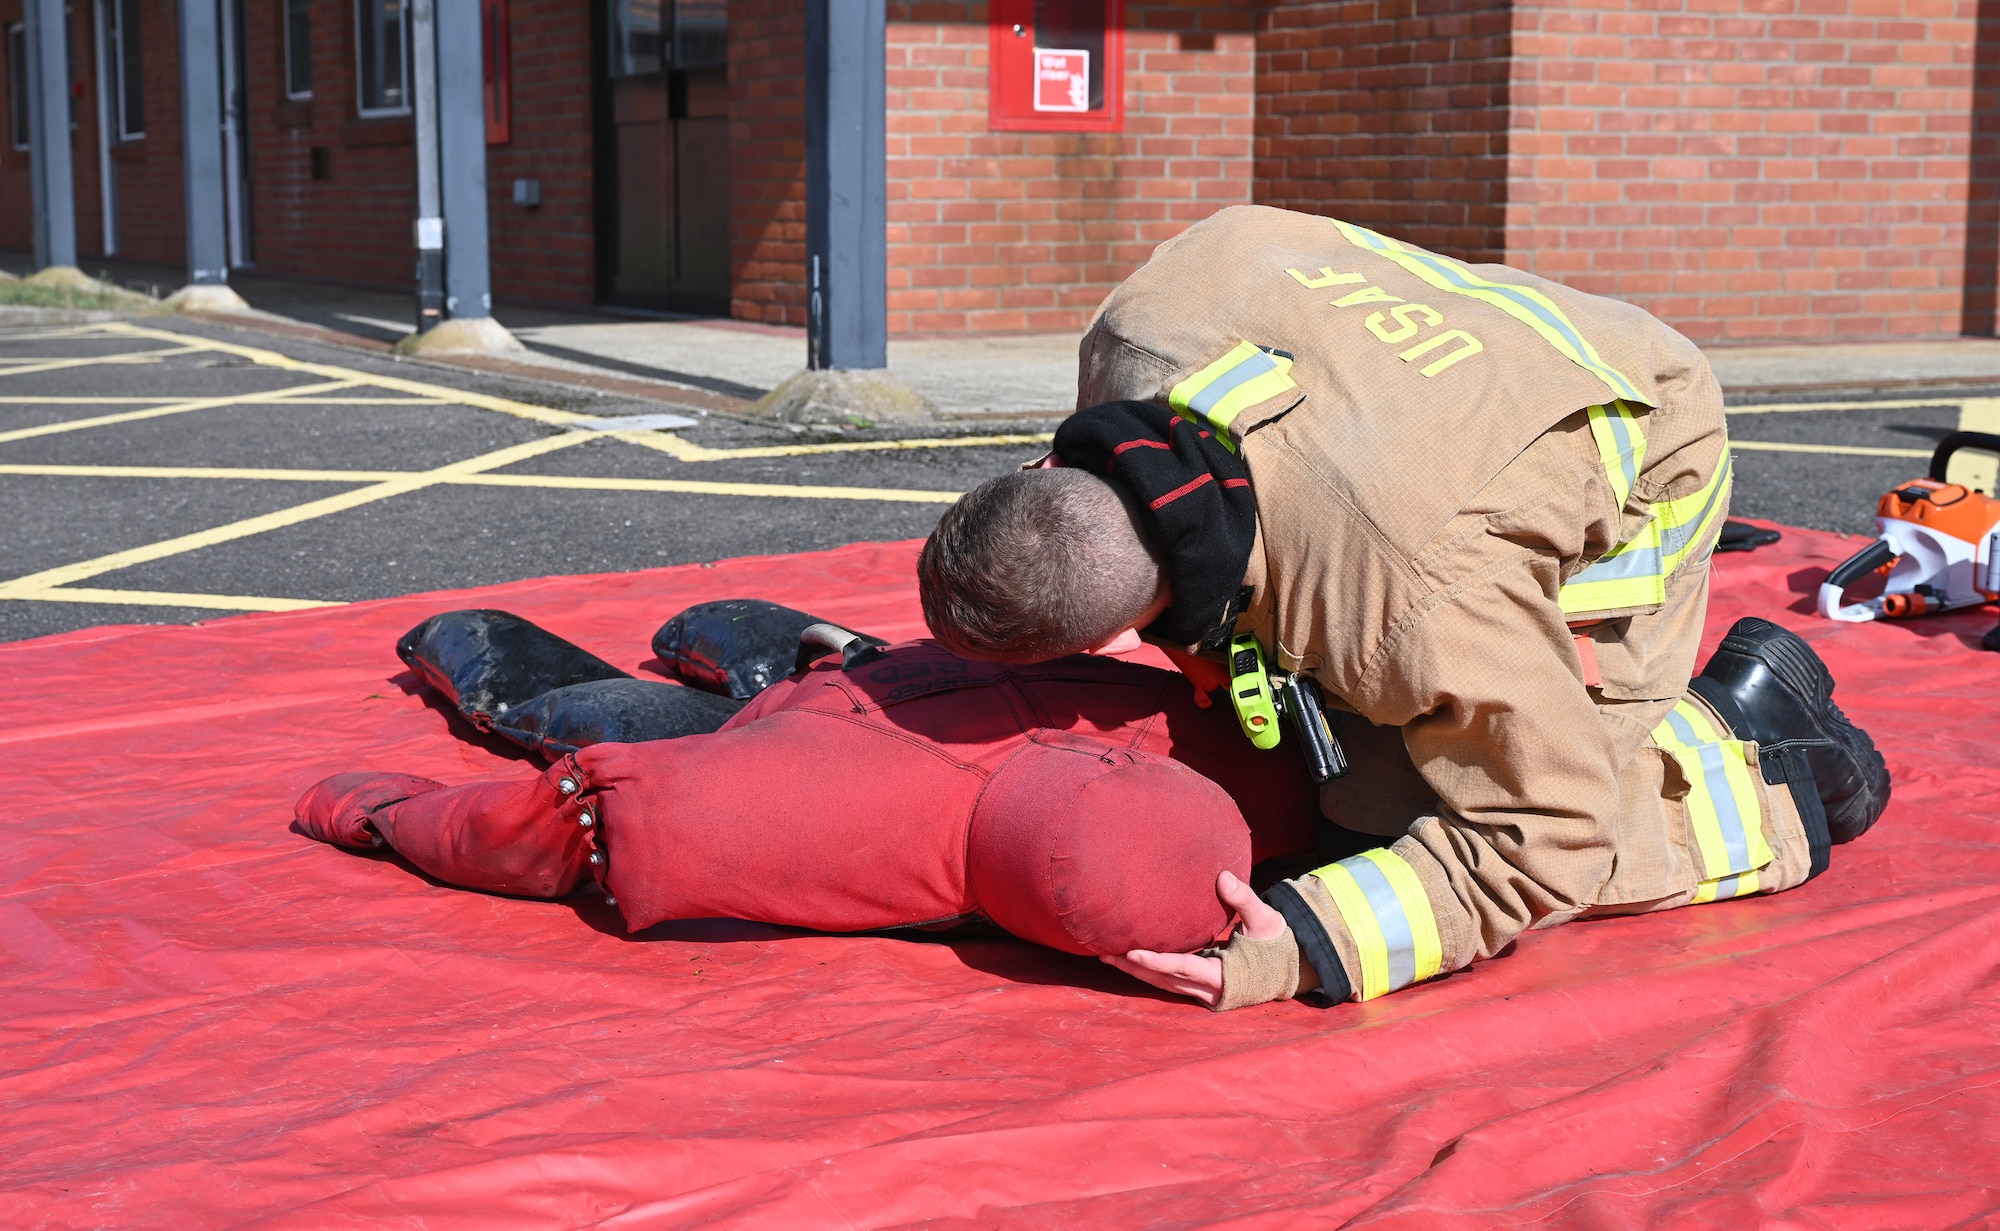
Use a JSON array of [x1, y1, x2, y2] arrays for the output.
[[109, 0, 144, 141], [353, 0, 411, 118], [284, 0, 313, 100], [7, 22, 27, 152]]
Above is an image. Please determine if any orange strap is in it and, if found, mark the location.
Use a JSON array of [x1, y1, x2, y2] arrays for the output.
[[1573, 635, 1603, 689]]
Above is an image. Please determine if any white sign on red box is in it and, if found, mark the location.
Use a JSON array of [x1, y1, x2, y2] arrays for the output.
[[1033, 48, 1090, 112]]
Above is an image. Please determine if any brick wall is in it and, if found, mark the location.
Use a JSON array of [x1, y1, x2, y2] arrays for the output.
[[1253, 0, 1514, 265], [728, 0, 808, 326], [1507, 0, 1981, 343], [728, 0, 1258, 335]]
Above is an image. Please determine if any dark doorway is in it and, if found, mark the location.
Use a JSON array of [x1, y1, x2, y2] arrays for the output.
[[598, 0, 730, 313]]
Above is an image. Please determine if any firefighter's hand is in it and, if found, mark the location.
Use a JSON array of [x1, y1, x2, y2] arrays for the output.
[[1104, 870, 1287, 1007]]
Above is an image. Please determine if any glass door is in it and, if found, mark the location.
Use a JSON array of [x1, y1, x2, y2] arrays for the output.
[[601, 0, 728, 312]]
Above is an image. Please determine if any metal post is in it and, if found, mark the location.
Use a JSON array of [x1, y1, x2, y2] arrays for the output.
[[805, 0, 887, 371], [436, 0, 491, 320], [24, 0, 77, 270], [410, 0, 446, 331], [179, 0, 230, 284], [220, 0, 251, 268], [93, 0, 119, 256]]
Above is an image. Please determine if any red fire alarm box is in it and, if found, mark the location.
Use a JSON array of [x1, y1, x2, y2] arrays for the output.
[[989, 0, 1123, 133]]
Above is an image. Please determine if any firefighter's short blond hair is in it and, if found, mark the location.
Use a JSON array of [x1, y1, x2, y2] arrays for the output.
[[918, 468, 1164, 662]]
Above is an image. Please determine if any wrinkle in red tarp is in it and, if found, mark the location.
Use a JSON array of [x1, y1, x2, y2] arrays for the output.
[[2, 529, 1998, 1228]]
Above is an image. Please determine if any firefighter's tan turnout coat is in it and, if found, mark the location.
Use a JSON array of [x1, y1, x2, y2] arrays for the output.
[[1077, 206, 1817, 1007]]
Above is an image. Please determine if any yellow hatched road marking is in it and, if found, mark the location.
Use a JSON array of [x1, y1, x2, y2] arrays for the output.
[[1729, 440, 1930, 460], [1727, 396, 1999, 415], [0, 380, 363, 445], [614, 428, 1053, 462], [0, 395, 454, 406], [4, 588, 340, 612], [0, 345, 211, 378], [0, 432, 596, 598], [0, 460, 965, 501], [93, 322, 594, 427], [0, 463, 410, 481], [59, 324, 1053, 460], [456, 472, 959, 502]]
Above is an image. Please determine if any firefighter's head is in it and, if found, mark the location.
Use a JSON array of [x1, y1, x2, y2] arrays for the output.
[[918, 467, 1169, 663]]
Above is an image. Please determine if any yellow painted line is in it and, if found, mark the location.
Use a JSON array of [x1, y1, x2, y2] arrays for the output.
[[37, 323, 1040, 461], [614, 429, 1054, 462], [0, 396, 454, 405], [0, 460, 962, 501], [95, 322, 595, 428], [0, 380, 361, 445], [1726, 397, 1990, 415], [1730, 440, 1930, 459], [3, 587, 340, 612], [0, 345, 208, 378], [0, 431, 595, 597], [0, 463, 408, 481], [456, 472, 961, 502]]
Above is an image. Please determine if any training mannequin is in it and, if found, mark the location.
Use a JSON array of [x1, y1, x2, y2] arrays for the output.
[[297, 637, 1329, 960]]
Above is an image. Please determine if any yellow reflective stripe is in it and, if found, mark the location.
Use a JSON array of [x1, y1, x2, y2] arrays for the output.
[[1167, 341, 1298, 453], [1331, 219, 1648, 404], [1559, 447, 1732, 618], [1309, 848, 1443, 1001], [1586, 402, 1647, 508], [1653, 698, 1773, 882], [1655, 445, 1733, 575]]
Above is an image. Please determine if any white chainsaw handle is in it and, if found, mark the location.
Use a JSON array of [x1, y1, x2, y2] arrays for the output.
[[1817, 581, 1877, 623], [1818, 536, 1899, 623]]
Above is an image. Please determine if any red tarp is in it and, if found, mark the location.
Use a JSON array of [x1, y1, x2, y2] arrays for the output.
[[4, 527, 1998, 1228]]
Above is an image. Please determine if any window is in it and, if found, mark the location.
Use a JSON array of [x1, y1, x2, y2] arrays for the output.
[[674, 0, 724, 70], [7, 23, 26, 151], [354, 0, 408, 116], [109, 0, 144, 139], [284, 0, 313, 99], [988, 0, 1122, 133], [607, 0, 662, 78]]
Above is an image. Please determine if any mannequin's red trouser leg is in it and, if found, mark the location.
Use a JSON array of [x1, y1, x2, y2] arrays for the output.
[[297, 644, 1325, 955], [296, 765, 597, 899]]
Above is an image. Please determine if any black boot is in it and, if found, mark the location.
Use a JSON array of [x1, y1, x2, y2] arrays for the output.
[[1687, 618, 1890, 859]]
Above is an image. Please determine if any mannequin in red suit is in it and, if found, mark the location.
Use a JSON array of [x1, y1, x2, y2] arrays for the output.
[[296, 639, 1324, 958]]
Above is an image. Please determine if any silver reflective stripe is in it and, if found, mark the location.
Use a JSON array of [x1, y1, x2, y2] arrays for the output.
[[1570, 540, 1661, 585], [1189, 350, 1280, 418], [1341, 855, 1417, 992], [1603, 408, 1640, 495], [1664, 709, 1752, 871]]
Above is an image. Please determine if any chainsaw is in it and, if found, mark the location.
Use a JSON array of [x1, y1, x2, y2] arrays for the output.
[[1818, 431, 2000, 626]]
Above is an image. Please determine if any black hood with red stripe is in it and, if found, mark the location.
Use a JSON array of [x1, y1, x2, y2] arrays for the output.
[[1053, 400, 1258, 647]]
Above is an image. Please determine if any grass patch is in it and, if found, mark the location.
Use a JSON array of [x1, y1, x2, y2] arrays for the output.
[[0, 273, 165, 312]]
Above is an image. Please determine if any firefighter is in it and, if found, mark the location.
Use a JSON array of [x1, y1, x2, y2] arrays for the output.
[[917, 205, 1890, 1010]]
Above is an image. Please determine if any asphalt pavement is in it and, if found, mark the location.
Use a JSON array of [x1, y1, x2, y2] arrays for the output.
[[3, 313, 1997, 643]]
